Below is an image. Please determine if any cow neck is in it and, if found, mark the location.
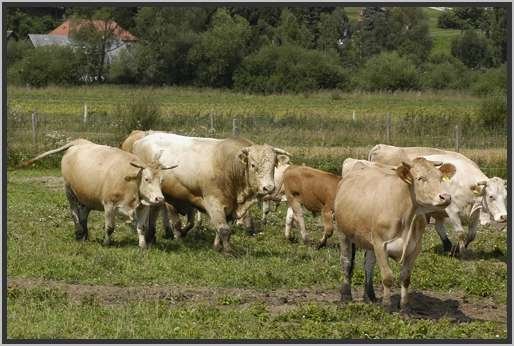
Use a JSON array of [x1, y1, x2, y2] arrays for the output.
[[226, 155, 252, 203]]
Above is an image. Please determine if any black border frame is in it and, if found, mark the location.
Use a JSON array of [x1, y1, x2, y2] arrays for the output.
[[1, 1, 512, 344]]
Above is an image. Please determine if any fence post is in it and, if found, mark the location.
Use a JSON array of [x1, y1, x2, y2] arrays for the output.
[[352, 110, 356, 122], [386, 113, 391, 144], [31, 111, 37, 146], [454, 125, 460, 152], [83, 104, 88, 124], [232, 117, 239, 136], [209, 113, 215, 134]]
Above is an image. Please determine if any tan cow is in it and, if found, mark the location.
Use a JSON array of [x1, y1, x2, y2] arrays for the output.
[[369, 144, 507, 255], [282, 165, 341, 248], [334, 158, 456, 312], [23, 139, 175, 248], [130, 132, 291, 253]]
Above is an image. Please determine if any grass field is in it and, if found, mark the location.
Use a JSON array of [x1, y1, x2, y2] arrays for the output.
[[6, 168, 508, 339]]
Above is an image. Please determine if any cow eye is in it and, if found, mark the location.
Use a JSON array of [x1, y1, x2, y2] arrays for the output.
[[251, 163, 256, 169], [145, 178, 151, 182], [417, 177, 426, 182], [489, 195, 494, 200]]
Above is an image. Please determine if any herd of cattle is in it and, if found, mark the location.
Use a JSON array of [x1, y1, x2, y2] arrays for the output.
[[23, 130, 508, 312]]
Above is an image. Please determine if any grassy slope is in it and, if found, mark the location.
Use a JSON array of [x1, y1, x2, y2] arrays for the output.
[[6, 168, 508, 339]]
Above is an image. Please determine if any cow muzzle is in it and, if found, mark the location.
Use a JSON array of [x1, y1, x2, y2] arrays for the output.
[[259, 184, 275, 196], [494, 214, 507, 223], [436, 193, 451, 207]]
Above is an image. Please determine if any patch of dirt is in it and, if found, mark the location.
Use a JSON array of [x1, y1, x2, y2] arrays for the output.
[[11, 176, 64, 191], [7, 277, 506, 323]]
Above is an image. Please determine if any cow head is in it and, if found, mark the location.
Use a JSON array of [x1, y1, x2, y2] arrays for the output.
[[396, 157, 456, 211], [126, 154, 177, 206], [471, 177, 507, 223], [238, 144, 291, 196]]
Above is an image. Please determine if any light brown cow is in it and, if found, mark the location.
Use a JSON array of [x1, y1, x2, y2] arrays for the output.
[[23, 139, 175, 248], [369, 144, 507, 255], [334, 158, 456, 312], [282, 165, 341, 248], [130, 132, 291, 253]]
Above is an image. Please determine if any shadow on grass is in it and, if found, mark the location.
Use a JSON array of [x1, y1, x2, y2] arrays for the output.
[[428, 244, 506, 263], [392, 292, 475, 322]]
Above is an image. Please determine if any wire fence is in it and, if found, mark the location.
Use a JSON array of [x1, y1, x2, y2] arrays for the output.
[[7, 109, 508, 178]]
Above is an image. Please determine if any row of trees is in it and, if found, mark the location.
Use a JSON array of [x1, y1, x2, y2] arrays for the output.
[[6, 6, 508, 93]]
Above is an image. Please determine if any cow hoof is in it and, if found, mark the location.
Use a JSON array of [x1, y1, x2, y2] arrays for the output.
[[103, 238, 112, 246], [363, 294, 377, 303], [163, 230, 174, 240], [449, 245, 460, 257], [316, 241, 327, 250], [442, 238, 452, 253], [399, 305, 413, 317], [383, 304, 395, 313], [340, 294, 352, 304]]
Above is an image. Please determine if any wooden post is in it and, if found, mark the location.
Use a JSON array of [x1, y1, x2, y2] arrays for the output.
[[31, 111, 37, 146], [352, 110, 356, 122], [386, 113, 391, 144], [209, 113, 215, 133], [83, 104, 88, 124], [232, 117, 239, 136], [454, 125, 460, 152]]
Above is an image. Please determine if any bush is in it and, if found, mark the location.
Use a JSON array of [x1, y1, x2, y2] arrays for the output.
[[234, 44, 348, 93], [116, 93, 161, 135], [470, 65, 507, 96], [478, 91, 507, 130], [14, 46, 84, 87], [421, 55, 472, 90], [7, 39, 32, 65], [356, 51, 420, 91], [451, 30, 494, 69]]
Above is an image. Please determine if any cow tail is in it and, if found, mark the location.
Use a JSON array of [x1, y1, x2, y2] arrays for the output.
[[399, 213, 419, 264], [20, 139, 85, 167]]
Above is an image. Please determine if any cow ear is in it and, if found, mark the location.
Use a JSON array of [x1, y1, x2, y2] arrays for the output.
[[238, 147, 249, 164], [439, 163, 456, 180], [276, 154, 290, 166], [470, 183, 485, 196], [130, 161, 146, 169], [160, 164, 178, 170], [396, 162, 412, 184], [124, 174, 138, 181]]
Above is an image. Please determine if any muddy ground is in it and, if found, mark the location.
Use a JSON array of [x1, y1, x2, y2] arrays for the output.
[[8, 277, 506, 323]]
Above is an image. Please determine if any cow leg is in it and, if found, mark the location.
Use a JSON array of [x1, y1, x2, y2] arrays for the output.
[[262, 200, 270, 226], [399, 240, 422, 313], [434, 217, 452, 253], [65, 184, 90, 241], [241, 213, 256, 235], [339, 233, 356, 302], [204, 198, 231, 253], [289, 199, 308, 244], [102, 204, 116, 246], [284, 207, 295, 241], [146, 205, 160, 245], [318, 207, 334, 249], [372, 240, 394, 311], [363, 250, 377, 302], [135, 206, 150, 249], [180, 208, 196, 237], [465, 207, 481, 248], [165, 203, 184, 239], [161, 203, 174, 240], [447, 208, 466, 257]]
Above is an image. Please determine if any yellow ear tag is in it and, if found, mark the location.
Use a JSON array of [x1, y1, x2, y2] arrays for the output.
[[442, 176, 450, 182]]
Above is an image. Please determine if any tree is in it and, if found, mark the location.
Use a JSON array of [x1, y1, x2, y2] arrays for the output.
[[317, 7, 351, 54], [487, 7, 508, 64], [70, 8, 120, 82], [451, 30, 494, 69], [355, 7, 395, 59], [131, 7, 209, 85], [188, 8, 251, 87], [389, 7, 432, 63], [273, 8, 314, 48]]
